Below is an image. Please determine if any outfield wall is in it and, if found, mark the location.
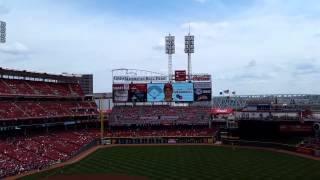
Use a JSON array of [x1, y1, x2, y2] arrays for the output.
[[102, 136, 215, 145]]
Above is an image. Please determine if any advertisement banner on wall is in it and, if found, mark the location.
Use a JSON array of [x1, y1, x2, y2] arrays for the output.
[[191, 74, 211, 82], [113, 76, 168, 82], [194, 82, 212, 101], [175, 70, 186, 81], [112, 84, 129, 102], [172, 83, 194, 101], [128, 84, 147, 102], [147, 83, 165, 102]]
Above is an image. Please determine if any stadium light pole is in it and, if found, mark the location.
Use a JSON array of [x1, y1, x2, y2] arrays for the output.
[[184, 33, 194, 82], [0, 21, 6, 43], [165, 34, 175, 82]]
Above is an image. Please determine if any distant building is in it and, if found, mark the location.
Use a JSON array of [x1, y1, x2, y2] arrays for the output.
[[79, 74, 93, 95], [93, 92, 113, 110]]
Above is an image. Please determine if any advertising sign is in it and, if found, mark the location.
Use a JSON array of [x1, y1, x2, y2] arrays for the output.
[[147, 83, 165, 102], [279, 125, 313, 133], [191, 74, 211, 82], [172, 83, 194, 101], [113, 76, 167, 82], [128, 84, 147, 102], [112, 84, 129, 102], [175, 70, 186, 82], [194, 82, 212, 101], [211, 108, 233, 114]]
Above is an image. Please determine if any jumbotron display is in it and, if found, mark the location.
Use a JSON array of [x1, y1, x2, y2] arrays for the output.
[[112, 69, 212, 103]]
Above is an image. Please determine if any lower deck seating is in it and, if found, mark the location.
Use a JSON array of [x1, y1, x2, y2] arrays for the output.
[[0, 129, 100, 178], [0, 127, 217, 178]]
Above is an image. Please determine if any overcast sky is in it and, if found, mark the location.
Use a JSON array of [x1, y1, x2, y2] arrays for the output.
[[0, 0, 319, 95]]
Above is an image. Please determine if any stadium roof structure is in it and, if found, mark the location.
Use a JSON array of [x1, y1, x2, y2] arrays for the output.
[[112, 68, 166, 76], [0, 67, 82, 83]]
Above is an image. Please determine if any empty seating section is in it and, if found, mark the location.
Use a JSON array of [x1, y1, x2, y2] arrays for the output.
[[110, 106, 211, 125], [41, 102, 68, 117], [4, 79, 34, 95], [0, 130, 100, 178], [70, 84, 84, 96], [0, 78, 83, 97], [15, 102, 47, 118], [29, 81, 54, 95], [0, 102, 99, 120], [0, 80, 11, 94], [52, 83, 72, 96]]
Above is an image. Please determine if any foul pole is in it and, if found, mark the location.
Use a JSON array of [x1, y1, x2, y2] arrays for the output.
[[99, 99, 104, 140]]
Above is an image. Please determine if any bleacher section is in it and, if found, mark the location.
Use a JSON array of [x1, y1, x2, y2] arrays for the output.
[[0, 127, 217, 178], [0, 130, 100, 178], [0, 101, 98, 120], [0, 77, 98, 121], [0, 79, 84, 97], [0, 70, 101, 178], [110, 106, 211, 125]]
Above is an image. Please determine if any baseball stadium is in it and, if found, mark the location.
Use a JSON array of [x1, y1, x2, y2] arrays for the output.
[[0, 39, 320, 179], [1, 1, 320, 179]]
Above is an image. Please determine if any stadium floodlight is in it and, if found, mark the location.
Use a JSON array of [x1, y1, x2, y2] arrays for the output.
[[165, 34, 175, 81], [0, 21, 6, 43], [184, 33, 194, 81]]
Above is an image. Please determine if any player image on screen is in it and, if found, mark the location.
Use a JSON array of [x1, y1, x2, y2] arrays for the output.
[[164, 83, 173, 102]]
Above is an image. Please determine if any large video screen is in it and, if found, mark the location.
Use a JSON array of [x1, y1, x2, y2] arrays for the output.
[[147, 83, 194, 102], [112, 84, 129, 102], [114, 83, 196, 102], [128, 84, 147, 102], [147, 83, 165, 102], [194, 82, 212, 101], [172, 83, 194, 101]]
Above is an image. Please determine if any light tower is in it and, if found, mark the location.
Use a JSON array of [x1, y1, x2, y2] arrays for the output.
[[0, 21, 6, 43], [165, 34, 175, 81], [184, 32, 194, 82]]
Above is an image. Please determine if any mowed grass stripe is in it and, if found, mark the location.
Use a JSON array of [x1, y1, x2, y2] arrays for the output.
[[21, 146, 320, 180]]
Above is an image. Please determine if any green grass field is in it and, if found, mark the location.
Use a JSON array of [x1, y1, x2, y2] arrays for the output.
[[22, 146, 320, 180]]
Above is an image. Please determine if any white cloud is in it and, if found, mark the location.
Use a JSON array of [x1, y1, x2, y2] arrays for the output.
[[0, 4, 10, 15], [0, 42, 30, 55], [1, 0, 320, 95], [177, 1, 320, 94], [246, 60, 257, 68], [193, 0, 210, 3], [181, 21, 230, 39]]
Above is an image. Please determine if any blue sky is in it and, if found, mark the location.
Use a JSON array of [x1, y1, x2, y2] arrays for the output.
[[0, 0, 320, 94]]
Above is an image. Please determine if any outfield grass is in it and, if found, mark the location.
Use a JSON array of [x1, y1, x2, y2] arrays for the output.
[[22, 146, 320, 180]]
